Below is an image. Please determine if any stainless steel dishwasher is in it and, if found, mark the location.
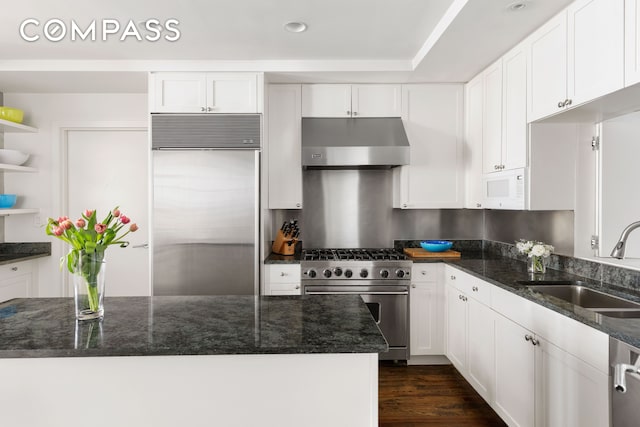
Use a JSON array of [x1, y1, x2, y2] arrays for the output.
[[611, 337, 640, 426]]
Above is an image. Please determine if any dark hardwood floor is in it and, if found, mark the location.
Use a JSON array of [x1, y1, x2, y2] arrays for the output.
[[379, 363, 507, 427]]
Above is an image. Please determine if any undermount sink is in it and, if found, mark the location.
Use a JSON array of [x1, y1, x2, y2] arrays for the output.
[[515, 280, 640, 316]]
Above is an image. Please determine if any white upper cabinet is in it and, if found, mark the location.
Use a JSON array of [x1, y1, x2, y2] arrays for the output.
[[482, 59, 503, 174], [567, 0, 624, 106], [501, 44, 528, 171], [464, 74, 484, 209], [267, 84, 303, 210], [528, 11, 569, 122], [393, 84, 464, 209], [625, 0, 640, 86], [150, 72, 260, 113], [301, 84, 401, 118]]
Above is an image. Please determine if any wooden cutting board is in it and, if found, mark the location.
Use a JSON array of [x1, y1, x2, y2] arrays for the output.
[[403, 248, 461, 258]]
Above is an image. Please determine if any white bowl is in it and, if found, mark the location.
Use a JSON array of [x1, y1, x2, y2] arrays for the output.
[[0, 149, 29, 166]]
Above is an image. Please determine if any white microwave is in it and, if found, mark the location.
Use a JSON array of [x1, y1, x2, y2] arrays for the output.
[[482, 168, 526, 209]]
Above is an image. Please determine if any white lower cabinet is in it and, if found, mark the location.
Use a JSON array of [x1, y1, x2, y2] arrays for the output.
[[0, 261, 34, 302], [263, 264, 301, 296], [445, 265, 610, 427], [410, 264, 444, 356], [494, 311, 536, 427]]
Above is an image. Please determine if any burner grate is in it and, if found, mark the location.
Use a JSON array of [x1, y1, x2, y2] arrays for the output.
[[301, 248, 407, 261]]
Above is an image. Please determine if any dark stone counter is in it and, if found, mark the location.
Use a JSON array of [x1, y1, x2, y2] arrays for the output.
[[264, 252, 302, 264], [0, 242, 51, 265], [0, 295, 388, 358]]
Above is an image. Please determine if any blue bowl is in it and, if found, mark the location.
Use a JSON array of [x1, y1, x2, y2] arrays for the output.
[[420, 240, 453, 252], [0, 194, 17, 209]]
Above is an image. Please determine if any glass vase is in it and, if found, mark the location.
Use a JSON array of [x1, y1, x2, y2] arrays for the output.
[[528, 255, 548, 274], [73, 251, 106, 321]]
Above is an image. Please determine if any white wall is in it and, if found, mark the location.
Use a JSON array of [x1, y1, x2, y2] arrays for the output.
[[3, 93, 147, 296]]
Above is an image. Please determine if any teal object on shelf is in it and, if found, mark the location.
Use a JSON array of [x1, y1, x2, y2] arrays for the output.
[[0, 194, 17, 209], [420, 240, 453, 252]]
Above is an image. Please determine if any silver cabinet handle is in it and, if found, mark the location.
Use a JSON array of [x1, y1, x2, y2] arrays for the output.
[[472, 286, 478, 292], [295, 203, 301, 208], [421, 271, 426, 275], [402, 204, 407, 208], [462, 296, 467, 302], [201, 107, 206, 112], [132, 243, 149, 249], [531, 338, 540, 346], [411, 284, 416, 288], [450, 275, 456, 280], [346, 110, 351, 115], [565, 99, 572, 106], [525, 334, 532, 342], [353, 111, 358, 116], [494, 165, 499, 170], [207, 107, 213, 112], [458, 294, 463, 300], [558, 100, 566, 108], [476, 203, 482, 208], [11, 267, 18, 271], [280, 272, 287, 276], [295, 285, 300, 290]]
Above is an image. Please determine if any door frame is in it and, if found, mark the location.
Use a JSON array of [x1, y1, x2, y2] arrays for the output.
[[54, 121, 148, 296]]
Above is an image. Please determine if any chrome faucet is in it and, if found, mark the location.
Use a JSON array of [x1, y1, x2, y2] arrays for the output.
[[611, 221, 640, 259]]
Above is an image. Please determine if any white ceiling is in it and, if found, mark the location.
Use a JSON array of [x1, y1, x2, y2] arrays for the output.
[[0, 0, 574, 92]]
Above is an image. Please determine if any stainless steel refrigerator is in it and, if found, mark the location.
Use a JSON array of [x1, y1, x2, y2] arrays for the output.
[[151, 114, 260, 296]]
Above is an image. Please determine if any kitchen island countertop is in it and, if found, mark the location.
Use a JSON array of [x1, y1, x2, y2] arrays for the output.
[[0, 294, 388, 358]]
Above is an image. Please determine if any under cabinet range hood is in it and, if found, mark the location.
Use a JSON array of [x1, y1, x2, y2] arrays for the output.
[[301, 118, 410, 168]]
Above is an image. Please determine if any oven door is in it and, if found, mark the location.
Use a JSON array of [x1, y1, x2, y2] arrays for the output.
[[303, 283, 409, 352]]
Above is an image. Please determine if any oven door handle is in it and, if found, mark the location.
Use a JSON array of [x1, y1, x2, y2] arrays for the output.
[[305, 291, 409, 296]]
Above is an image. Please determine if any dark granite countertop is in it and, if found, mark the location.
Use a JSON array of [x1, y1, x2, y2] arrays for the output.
[[443, 255, 640, 349], [0, 295, 388, 358], [0, 242, 51, 265]]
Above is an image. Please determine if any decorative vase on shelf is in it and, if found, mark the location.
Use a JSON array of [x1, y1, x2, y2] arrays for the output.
[[73, 250, 106, 321], [528, 255, 548, 275]]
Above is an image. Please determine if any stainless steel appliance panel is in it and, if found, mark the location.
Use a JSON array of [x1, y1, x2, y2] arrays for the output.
[[611, 337, 640, 427], [153, 150, 258, 295]]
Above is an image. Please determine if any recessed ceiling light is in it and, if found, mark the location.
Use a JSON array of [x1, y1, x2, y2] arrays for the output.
[[284, 22, 308, 33], [507, 1, 528, 12]]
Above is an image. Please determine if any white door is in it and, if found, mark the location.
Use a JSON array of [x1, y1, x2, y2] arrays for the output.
[[567, 0, 624, 105], [625, 0, 640, 86], [67, 129, 150, 296], [482, 59, 503, 174], [502, 44, 528, 171], [206, 73, 258, 113], [351, 85, 401, 117], [464, 73, 485, 209], [466, 298, 495, 402], [301, 84, 352, 117], [446, 285, 467, 371], [151, 72, 207, 113]]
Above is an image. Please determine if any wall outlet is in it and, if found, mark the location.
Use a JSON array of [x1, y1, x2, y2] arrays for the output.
[[33, 215, 41, 228]]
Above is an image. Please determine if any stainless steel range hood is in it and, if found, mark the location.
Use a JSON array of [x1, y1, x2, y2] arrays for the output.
[[302, 118, 410, 169]]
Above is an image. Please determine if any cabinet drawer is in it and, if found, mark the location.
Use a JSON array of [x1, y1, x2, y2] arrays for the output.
[[268, 282, 302, 296], [0, 261, 34, 279], [267, 265, 301, 284], [445, 266, 491, 306], [411, 263, 442, 282]]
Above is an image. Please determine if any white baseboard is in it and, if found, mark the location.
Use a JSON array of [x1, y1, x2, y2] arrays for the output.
[[407, 354, 451, 365]]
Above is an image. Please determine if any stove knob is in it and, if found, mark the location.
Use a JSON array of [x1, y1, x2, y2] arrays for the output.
[[344, 269, 353, 278], [380, 269, 390, 278], [323, 269, 332, 278], [395, 269, 406, 278], [307, 269, 317, 278], [334, 267, 343, 277], [360, 269, 369, 278]]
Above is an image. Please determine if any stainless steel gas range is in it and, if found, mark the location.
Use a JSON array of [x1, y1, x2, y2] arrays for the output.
[[301, 248, 411, 360]]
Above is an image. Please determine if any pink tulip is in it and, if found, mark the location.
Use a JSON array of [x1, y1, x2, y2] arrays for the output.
[[57, 216, 69, 224], [94, 223, 107, 234], [76, 218, 86, 228], [112, 208, 121, 217], [61, 220, 73, 230], [129, 223, 139, 232], [84, 209, 94, 218], [53, 227, 64, 236], [120, 215, 130, 224]]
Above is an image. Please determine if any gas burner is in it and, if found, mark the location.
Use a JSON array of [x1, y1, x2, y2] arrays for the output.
[[302, 248, 408, 262]]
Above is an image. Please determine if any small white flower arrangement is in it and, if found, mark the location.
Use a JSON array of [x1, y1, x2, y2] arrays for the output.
[[516, 239, 554, 274]]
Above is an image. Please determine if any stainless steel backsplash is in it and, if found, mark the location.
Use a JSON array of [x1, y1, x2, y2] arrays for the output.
[[271, 169, 575, 255]]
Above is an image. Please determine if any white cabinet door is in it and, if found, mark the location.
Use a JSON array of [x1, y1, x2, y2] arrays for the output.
[[535, 337, 609, 427], [352, 85, 401, 117], [494, 312, 535, 427], [528, 11, 568, 122], [482, 59, 503, 174], [446, 284, 467, 371], [410, 265, 444, 356], [151, 72, 207, 113], [466, 298, 495, 402], [394, 84, 464, 209], [301, 84, 351, 117], [464, 74, 484, 209], [267, 85, 303, 209], [502, 44, 528, 171], [206, 73, 258, 113], [625, 0, 640, 86], [0, 262, 33, 302], [567, 0, 624, 106]]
